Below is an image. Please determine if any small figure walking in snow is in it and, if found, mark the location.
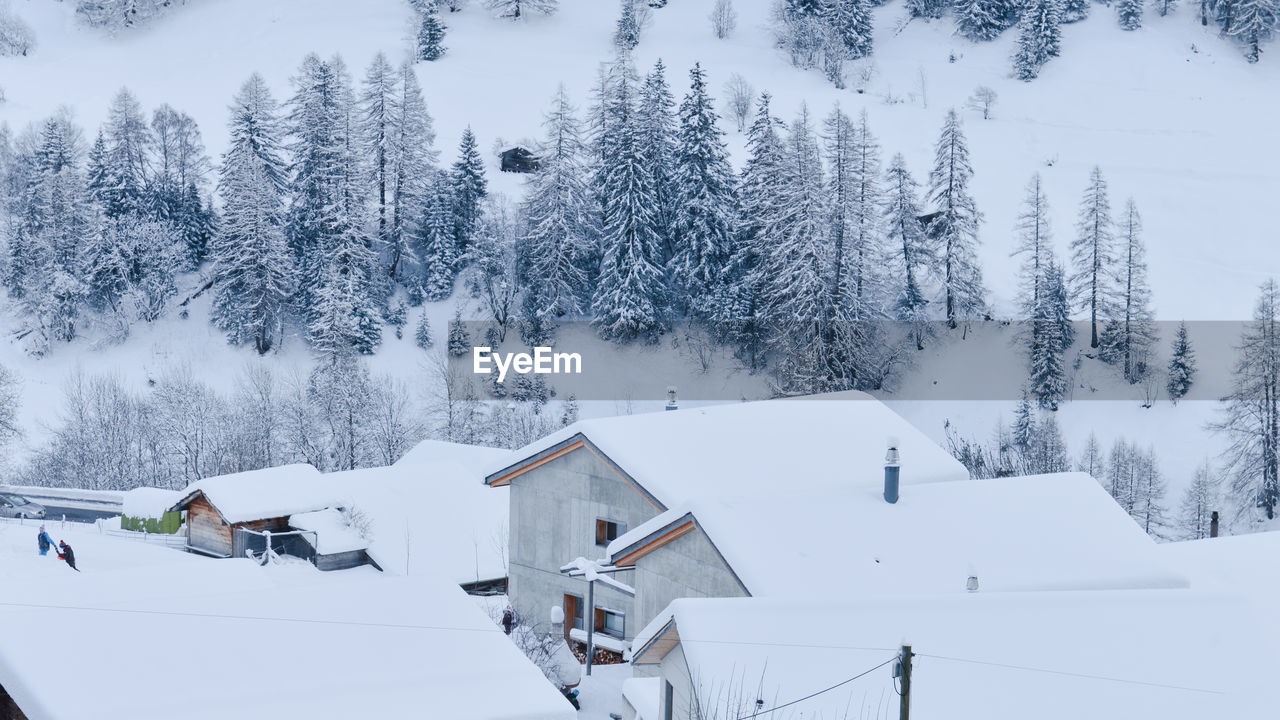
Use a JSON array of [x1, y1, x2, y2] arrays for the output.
[[37, 526, 56, 556], [502, 606, 515, 635], [56, 541, 79, 572]]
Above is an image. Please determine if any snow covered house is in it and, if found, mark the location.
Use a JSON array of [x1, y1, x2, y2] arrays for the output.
[[487, 392, 1188, 657], [0, 524, 577, 720], [623, 591, 1267, 720], [484, 392, 977, 649], [170, 463, 371, 570]]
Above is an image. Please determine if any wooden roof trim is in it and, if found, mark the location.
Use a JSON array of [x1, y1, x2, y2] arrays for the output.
[[614, 519, 696, 567], [631, 618, 680, 665], [486, 438, 587, 487]]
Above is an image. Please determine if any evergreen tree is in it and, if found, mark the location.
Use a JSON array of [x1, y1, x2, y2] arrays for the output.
[[638, 60, 678, 264], [592, 59, 667, 342], [418, 170, 459, 300], [907, 0, 948, 18], [1179, 462, 1221, 539], [210, 74, 295, 354], [449, 126, 487, 257], [521, 86, 599, 319], [1027, 412, 1070, 474], [615, 0, 640, 49], [928, 109, 985, 329], [1117, 0, 1144, 28], [1061, 0, 1089, 21], [708, 93, 783, 366], [149, 104, 212, 262], [415, 311, 434, 349], [956, 0, 1008, 40], [1013, 0, 1063, 80], [1213, 279, 1280, 518], [1099, 198, 1154, 383], [1011, 385, 1037, 455], [1013, 173, 1051, 314], [1167, 320, 1196, 402], [827, 0, 874, 58], [387, 62, 438, 279], [824, 106, 882, 322], [1069, 166, 1115, 349], [1228, 0, 1278, 62], [359, 53, 399, 260], [1028, 255, 1073, 409], [448, 308, 471, 356], [669, 62, 736, 315], [417, 3, 447, 60], [99, 87, 152, 219], [1078, 431, 1103, 476], [884, 153, 932, 350]]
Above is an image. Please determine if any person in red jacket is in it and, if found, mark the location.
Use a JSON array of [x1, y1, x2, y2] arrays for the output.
[[56, 541, 79, 572]]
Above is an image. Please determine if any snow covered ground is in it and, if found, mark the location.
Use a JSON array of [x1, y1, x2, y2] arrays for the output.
[[0, 520, 577, 720], [2, 0, 1277, 527]]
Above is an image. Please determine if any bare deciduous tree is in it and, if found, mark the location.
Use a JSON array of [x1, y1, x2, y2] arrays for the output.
[[723, 73, 753, 133], [967, 86, 997, 119], [709, 0, 737, 39]]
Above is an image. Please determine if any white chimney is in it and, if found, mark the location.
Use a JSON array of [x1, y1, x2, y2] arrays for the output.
[[665, 386, 678, 411]]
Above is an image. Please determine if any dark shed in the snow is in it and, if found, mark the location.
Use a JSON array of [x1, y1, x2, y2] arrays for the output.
[[500, 146, 540, 173]]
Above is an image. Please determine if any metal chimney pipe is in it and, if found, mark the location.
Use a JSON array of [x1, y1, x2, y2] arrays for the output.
[[665, 386, 678, 411], [884, 439, 900, 504], [1210, 511, 1219, 538]]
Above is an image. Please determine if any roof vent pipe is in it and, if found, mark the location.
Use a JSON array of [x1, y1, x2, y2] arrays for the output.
[[665, 386, 679, 411], [884, 439, 900, 504]]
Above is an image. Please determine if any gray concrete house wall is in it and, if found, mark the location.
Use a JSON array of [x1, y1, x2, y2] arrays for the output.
[[629, 526, 749, 628], [507, 443, 663, 641]]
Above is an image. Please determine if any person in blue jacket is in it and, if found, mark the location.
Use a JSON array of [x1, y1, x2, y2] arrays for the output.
[[37, 526, 55, 556]]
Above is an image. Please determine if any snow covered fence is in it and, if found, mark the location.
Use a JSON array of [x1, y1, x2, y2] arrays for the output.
[[96, 521, 189, 549]]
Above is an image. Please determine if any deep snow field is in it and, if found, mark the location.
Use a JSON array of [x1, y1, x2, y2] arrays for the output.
[[2, 0, 1278, 524]]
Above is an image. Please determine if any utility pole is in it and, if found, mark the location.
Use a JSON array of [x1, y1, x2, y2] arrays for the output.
[[559, 557, 635, 678], [585, 577, 595, 675], [899, 645, 913, 720]]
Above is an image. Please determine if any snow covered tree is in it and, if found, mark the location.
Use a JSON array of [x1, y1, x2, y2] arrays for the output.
[[1013, 173, 1051, 314], [98, 87, 152, 219], [615, 0, 641, 49], [417, 3, 447, 61], [448, 308, 471, 356], [307, 232, 383, 356], [416, 170, 459, 300], [1011, 385, 1037, 455], [1098, 198, 1154, 383], [149, 104, 213, 262], [956, 0, 1010, 40], [1069, 166, 1115, 349], [828, 0, 874, 57], [825, 107, 884, 323], [386, 62, 438, 279], [1013, 0, 1062, 80], [908, 0, 948, 18], [485, 0, 558, 19], [1117, 0, 1144, 28], [1026, 411, 1070, 474], [707, 93, 783, 366], [1213, 279, 1280, 519], [710, 0, 738, 38], [1154, 0, 1175, 15], [1228, 0, 1278, 62], [884, 153, 932, 350], [1061, 0, 1089, 21], [210, 74, 295, 354], [359, 53, 399, 258], [928, 109, 985, 329], [1179, 461, 1222, 539], [449, 126, 487, 257], [592, 59, 668, 342], [467, 196, 522, 344], [638, 59, 677, 264], [669, 62, 736, 316], [0, 3, 35, 57], [1028, 255, 1073, 409], [1167, 320, 1196, 402], [414, 312, 433, 349], [521, 86, 599, 320], [1077, 431, 1103, 476]]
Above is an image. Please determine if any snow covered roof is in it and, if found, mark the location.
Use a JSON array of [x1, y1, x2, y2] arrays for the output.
[[0, 524, 575, 720], [121, 487, 183, 519], [325, 439, 511, 584], [1158, 532, 1280, 649], [631, 591, 1266, 720], [173, 464, 340, 524], [289, 508, 370, 555], [486, 391, 969, 509], [610, 473, 1187, 597]]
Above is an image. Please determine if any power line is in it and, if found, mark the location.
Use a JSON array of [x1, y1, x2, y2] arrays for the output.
[[0, 600, 500, 634], [915, 652, 1225, 695], [735, 656, 896, 720], [684, 638, 900, 653]]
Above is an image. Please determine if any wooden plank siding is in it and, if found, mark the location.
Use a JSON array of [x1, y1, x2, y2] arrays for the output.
[[186, 494, 233, 557]]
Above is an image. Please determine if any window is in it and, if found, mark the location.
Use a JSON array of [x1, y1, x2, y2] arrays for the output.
[[594, 608, 625, 638], [663, 680, 674, 720], [564, 594, 584, 631], [595, 518, 625, 546]]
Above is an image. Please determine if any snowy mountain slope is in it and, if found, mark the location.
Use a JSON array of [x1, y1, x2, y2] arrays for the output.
[[0, 0, 1275, 519]]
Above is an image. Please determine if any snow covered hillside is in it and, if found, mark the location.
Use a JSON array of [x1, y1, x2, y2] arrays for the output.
[[1, 0, 1277, 531]]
